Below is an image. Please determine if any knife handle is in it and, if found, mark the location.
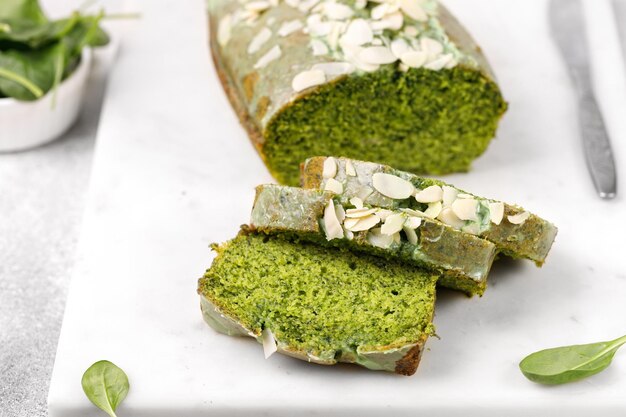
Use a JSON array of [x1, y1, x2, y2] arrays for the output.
[[575, 84, 618, 199]]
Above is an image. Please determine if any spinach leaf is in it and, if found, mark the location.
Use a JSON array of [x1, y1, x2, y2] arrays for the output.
[[0, 0, 47, 24], [81, 360, 129, 417], [519, 334, 626, 385], [0, 42, 63, 100]]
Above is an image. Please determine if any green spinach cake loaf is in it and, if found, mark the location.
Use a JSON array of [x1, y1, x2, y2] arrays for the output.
[[250, 184, 496, 295], [209, 0, 507, 185], [302, 157, 558, 264], [198, 230, 438, 375]]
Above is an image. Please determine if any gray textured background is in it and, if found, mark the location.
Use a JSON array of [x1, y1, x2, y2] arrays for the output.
[[0, 53, 110, 417]]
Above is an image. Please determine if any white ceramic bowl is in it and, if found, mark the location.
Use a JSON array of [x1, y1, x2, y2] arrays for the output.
[[0, 48, 92, 152]]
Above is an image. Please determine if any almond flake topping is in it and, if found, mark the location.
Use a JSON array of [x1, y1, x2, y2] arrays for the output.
[[292, 69, 326, 92], [248, 27, 272, 54], [400, 50, 427, 68], [341, 19, 373, 46], [451, 198, 478, 221], [403, 226, 418, 245], [390, 38, 410, 58], [323, 199, 344, 240], [415, 185, 443, 203], [367, 227, 395, 249], [324, 177, 343, 194], [507, 211, 530, 225], [345, 160, 357, 176], [372, 172, 415, 199], [278, 19, 304, 36], [359, 46, 397, 65], [254, 45, 282, 69], [424, 53, 454, 70], [404, 216, 422, 229], [374, 209, 393, 221], [246, 0, 271, 12], [356, 185, 374, 201], [322, 157, 338, 178], [423, 201, 442, 219], [346, 214, 380, 231], [381, 213, 405, 235], [345, 207, 376, 218], [323, 2, 354, 20], [349, 197, 364, 209], [262, 328, 278, 359], [312, 62, 355, 76], [437, 207, 465, 229], [218, 14, 233, 46], [489, 202, 504, 225], [310, 39, 329, 55], [442, 186, 458, 207], [400, 0, 428, 22]]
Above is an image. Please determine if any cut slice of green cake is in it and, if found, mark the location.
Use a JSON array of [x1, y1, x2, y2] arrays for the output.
[[302, 157, 558, 264], [197, 230, 438, 375], [250, 184, 496, 296]]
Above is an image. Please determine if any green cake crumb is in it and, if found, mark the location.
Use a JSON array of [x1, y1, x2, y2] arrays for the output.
[[198, 231, 438, 374]]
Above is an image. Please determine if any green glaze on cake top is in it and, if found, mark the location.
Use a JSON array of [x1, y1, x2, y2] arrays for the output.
[[209, 0, 508, 185], [250, 184, 496, 295], [198, 231, 437, 374], [302, 156, 558, 264]]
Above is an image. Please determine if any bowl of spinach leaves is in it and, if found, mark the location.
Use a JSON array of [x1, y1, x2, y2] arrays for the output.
[[0, 0, 109, 152]]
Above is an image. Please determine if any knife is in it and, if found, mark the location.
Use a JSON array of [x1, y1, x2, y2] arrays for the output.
[[549, 0, 618, 199]]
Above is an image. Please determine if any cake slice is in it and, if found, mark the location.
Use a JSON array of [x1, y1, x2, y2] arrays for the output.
[[250, 184, 496, 296], [209, 0, 507, 185], [197, 230, 438, 375], [302, 157, 558, 264]]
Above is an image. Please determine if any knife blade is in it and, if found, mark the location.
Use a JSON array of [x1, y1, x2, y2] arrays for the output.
[[549, 0, 618, 199]]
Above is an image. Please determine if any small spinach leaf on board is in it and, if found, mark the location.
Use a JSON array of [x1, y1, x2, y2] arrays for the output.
[[81, 360, 129, 417], [519, 334, 626, 385]]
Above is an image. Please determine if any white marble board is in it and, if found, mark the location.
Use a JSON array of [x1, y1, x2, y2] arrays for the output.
[[48, 0, 626, 415]]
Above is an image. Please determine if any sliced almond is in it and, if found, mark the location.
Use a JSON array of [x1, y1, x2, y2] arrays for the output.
[[420, 37, 443, 56], [367, 227, 395, 249], [381, 213, 405, 236], [390, 38, 410, 58], [348, 214, 381, 232], [306, 13, 331, 36], [370, 11, 403, 31], [324, 2, 354, 20], [442, 186, 459, 207], [262, 328, 277, 359], [404, 216, 422, 229], [248, 27, 272, 54], [349, 197, 364, 209], [298, 0, 320, 12], [372, 172, 415, 199], [489, 202, 504, 225], [278, 19, 304, 37], [404, 25, 418, 37], [254, 45, 282, 69], [463, 223, 481, 235], [324, 178, 343, 194], [424, 53, 454, 71], [217, 14, 233, 46], [246, 0, 270, 12], [345, 160, 357, 176], [403, 226, 418, 245], [343, 217, 360, 230], [414, 185, 443, 203], [437, 207, 465, 228], [341, 18, 373, 46], [323, 199, 344, 240], [334, 202, 346, 222], [400, 50, 427, 68], [322, 157, 337, 178], [292, 69, 326, 92], [451, 198, 478, 221], [374, 209, 394, 221], [400, 207, 425, 217], [457, 193, 473, 199], [310, 39, 329, 56], [345, 207, 376, 218], [400, 0, 428, 22], [423, 201, 442, 219], [359, 46, 397, 65], [312, 62, 355, 76], [507, 211, 530, 225]]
